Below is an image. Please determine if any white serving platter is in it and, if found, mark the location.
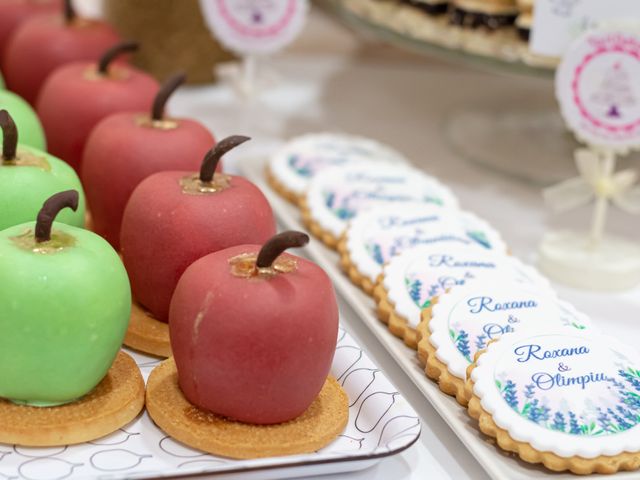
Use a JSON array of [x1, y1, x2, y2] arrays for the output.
[[0, 331, 420, 480], [240, 155, 640, 480]]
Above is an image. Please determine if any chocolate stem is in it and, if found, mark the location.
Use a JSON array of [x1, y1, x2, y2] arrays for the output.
[[35, 190, 79, 243], [151, 72, 187, 121], [0, 110, 18, 161], [199, 135, 250, 183], [97, 41, 139, 75], [256, 231, 310, 269], [63, 0, 76, 24]]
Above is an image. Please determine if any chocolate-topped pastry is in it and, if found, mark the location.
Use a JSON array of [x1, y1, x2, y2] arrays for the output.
[[515, 10, 532, 40], [402, 0, 449, 16], [516, 0, 534, 41], [450, 0, 519, 30]]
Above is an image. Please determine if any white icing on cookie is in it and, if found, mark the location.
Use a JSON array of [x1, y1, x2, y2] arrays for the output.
[[306, 164, 459, 238], [429, 284, 593, 381], [269, 133, 408, 195], [382, 244, 550, 329], [346, 203, 507, 285], [472, 329, 640, 458]]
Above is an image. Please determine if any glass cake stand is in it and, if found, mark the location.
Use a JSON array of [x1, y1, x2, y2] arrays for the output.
[[323, 0, 556, 77], [320, 0, 593, 185]]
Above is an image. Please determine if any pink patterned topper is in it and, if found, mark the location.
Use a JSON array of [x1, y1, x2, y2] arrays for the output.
[[556, 30, 640, 151], [199, 0, 309, 55]]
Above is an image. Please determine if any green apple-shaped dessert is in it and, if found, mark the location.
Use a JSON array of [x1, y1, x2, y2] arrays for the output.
[[0, 190, 131, 406], [0, 89, 45, 150], [0, 109, 84, 231]]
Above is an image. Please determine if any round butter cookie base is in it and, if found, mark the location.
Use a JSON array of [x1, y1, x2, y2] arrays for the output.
[[265, 165, 304, 206], [124, 300, 171, 358], [146, 358, 349, 459], [0, 351, 145, 446], [466, 381, 640, 474], [300, 199, 340, 249], [337, 234, 376, 295], [373, 276, 419, 349], [416, 306, 469, 406]]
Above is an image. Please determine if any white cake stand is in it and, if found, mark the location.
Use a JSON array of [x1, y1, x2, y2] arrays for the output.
[[538, 151, 640, 291], [539, 230, 640, 291]]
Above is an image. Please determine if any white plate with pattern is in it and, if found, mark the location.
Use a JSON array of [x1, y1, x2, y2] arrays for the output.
[[0, 326, 419, 480]]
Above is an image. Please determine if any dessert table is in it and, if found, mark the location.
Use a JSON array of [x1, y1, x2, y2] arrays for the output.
[[4, 3, 630, 479], [159, 7, 640, 480]]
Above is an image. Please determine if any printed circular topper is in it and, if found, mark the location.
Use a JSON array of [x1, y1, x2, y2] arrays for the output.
[[345, 204, 507, 285], [269, 133, 408, 196], [472, 330, 640, 458], [429, 285, 591, 380], [556, 30, 640, 151], [199, 0, 309, 55], [382, 244, 550, 329]]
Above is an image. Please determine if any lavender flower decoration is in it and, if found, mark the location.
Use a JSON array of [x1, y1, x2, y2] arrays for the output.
[[498, 367, 640, 436]]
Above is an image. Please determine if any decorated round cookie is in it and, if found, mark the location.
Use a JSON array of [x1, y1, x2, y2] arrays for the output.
[[267, 133, 407, 204], [302, 164, 459, 248], [375, 243, 550, 348], [468, 329, 640, 474], [340, 203, 507, 294], [419, 284, 592, 405]]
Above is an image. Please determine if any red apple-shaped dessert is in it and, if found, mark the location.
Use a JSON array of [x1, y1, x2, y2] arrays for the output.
[[0, 0, 61, 65], [2, 0, 120, 105], [170, 231, 339, 424], [121, 136, 276, 323], [81, 72, 217, 249], [36, 41, 158, 172]]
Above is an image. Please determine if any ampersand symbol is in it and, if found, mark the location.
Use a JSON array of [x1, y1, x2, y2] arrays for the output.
[[558, 363, 571, 372], [508, 315, 519, 324]]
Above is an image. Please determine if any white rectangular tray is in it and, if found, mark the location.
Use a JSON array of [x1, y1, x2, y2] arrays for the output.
[[240, 155, 638, 480], [0, 332, 419, 479]]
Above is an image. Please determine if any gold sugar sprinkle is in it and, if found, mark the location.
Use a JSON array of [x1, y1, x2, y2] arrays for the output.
[[180, 173, 231, 196], [2, 151, 51, 171], [10, 230, 76, 254], [83, 66, 131, 82], [135, 114, 179, 131], [228, 253, 298, 279]]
